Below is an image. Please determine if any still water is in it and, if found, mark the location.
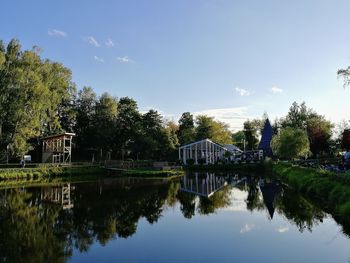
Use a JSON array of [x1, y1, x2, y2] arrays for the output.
[[0, 173, 349, 263]]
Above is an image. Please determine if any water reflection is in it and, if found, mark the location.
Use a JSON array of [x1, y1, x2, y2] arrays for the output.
[[0, 173, 345, 262], [41, 183, 74, 210]]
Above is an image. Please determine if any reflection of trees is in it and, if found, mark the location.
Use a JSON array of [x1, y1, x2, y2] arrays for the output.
[[177, 192, 196, 219], [177, 185, 232, 217], [275, 188, 325, 232], [197, 187, 231, 215], [0, 190, 70, 263], [246, 183, 265, 212], [243, 177, 326, 233], [0, 180, 180, 262]]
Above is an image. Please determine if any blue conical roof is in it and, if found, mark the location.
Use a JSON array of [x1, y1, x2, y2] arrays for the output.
[[259, 119, 273, 155]]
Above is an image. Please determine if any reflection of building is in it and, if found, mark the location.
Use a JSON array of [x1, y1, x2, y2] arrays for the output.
[[180, 173, 228, 197], [42, 132, 75, 164], [259, 180, 282, 219], [41, 184, 74, 210]]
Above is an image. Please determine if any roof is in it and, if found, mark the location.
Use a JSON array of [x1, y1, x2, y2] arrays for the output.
[[179, 138, 226, 150], [224, 144, 243, 153], [42, 132, 76, 140], [258, 119, 273, 150]]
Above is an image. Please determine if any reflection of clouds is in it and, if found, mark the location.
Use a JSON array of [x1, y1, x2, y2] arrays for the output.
[[240, 223, 255, 234], [277, 226, 289, 233], [222, 189, 248, 212]]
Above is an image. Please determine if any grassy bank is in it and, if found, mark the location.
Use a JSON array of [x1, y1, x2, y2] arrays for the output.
[[0, 166, 106, 187], [107, 168, 185, 179], [272, 162, 350, 224]]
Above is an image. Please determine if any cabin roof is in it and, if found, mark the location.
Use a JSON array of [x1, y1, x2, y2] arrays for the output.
[[42, 132, 76, 140]]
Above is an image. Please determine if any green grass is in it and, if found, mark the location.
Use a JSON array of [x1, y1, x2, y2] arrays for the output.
[[272, 162, 350, 223], [0, 166, 106, 187], [110, 168, 185, 179]]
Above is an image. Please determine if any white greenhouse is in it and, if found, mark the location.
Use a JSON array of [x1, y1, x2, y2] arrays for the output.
[[178, 138, 242, 165]]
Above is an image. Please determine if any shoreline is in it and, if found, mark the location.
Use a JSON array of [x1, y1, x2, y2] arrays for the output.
[[272, 162, 350, 228]]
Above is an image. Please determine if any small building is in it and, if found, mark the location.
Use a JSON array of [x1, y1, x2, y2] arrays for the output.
[[42, 132, 75, 164]]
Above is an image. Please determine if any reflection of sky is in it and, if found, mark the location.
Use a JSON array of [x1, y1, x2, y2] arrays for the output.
[[70, 187, 350, 263], [221, 188, 248, 212]]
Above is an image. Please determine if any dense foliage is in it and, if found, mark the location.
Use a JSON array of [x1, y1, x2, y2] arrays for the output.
[[0, 39, 236, 162], [271, 127, 310, 159]]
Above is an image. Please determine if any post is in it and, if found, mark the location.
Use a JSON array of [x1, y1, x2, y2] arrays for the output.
[[205, 140, 208, 164], [195, 144, 198, 164], [183, 147, 187, 165]]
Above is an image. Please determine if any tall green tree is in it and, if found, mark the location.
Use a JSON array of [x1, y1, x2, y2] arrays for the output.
[[280, 102, 333, 156], [94, 92, 118, 155], [306, 116, 333, 155], [115, 97, 142, 159], [0, 39, 74, 159], [243, 120, 259, 150], [195, 115, 232, 144], [74, 87, 97, 154], [177, 112, 195, 145]]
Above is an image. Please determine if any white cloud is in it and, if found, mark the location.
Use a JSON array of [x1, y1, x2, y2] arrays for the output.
[[105, 38, 115, 47], [48, 29, 67, 38], [277, 226, 289, 233], [117, 56, 134, 63], [271, 86, 283, 94], [94, 56, 104, 63], [85, 36, 100, 47], [235, 87, 251, 96], [193, 107, 250, 131], [240, 223, 255, 234]]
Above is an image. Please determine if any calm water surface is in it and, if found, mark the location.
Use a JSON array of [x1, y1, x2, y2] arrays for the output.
[[1, 173, 349, 263]]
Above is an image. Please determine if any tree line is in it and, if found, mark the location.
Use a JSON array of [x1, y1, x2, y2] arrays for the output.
[[233, 102, 350, 160], [0, 39, 233, 162], [1, 38, 349, 162]]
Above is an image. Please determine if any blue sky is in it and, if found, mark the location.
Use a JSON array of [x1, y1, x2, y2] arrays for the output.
[[1, 0, 350, 130]]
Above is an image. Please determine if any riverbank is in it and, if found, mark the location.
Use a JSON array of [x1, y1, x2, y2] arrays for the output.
[[0, 166, 106, 187], [106, 168, 185, 179], [0, 165, 185, 187], [272, 162, 350, 225]]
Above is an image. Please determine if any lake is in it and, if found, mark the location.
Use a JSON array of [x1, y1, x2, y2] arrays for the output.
[[0, 172, 349, 263]]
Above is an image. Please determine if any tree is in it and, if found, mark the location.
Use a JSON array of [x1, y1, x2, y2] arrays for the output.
[[281, 102, 311, 130], [177, 112, 195, 145], [195, 115, 232, 144], [243, 120, 259, 150], [0, 39, 74, 159], [279, 102, 333, 156], [232, 131, 245, 150], [134, 109, 163, 159], [195, 115, 214, 141], [271, 127, 310, 160], [306, 116, 333, 155], [337, 66, 350, 88], [115, 97, 142, 159], [74, 87, 97, 155], [94, 92, 118, 155]]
